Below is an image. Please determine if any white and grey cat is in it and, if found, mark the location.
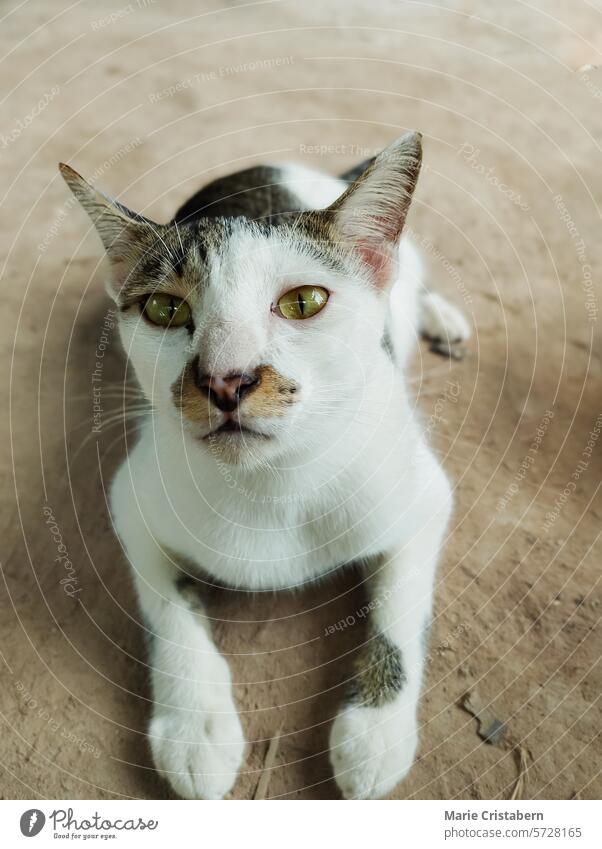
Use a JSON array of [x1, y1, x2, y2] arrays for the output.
[[60, 132, 470, 800]]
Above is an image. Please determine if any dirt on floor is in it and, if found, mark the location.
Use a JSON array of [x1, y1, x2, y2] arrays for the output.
[[1, 0, 601, 800]]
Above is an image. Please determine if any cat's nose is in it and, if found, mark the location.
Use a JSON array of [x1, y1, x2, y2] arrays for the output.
[[196, 368, 259, 413]]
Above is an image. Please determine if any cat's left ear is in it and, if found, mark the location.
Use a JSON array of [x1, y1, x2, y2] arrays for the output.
[[328, 131, 422, 288], [58, 163, 157, 249], [59, 163, 161, 289]]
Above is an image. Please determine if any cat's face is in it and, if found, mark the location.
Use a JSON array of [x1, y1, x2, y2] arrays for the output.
[[60, 133, 421, 467]]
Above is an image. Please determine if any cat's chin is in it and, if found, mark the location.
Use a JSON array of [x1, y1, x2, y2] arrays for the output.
[[200, 425, 277, 467], [203, 420, 272, 440]]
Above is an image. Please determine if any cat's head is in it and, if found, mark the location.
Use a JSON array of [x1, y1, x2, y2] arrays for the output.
[[60, 132, 421, 468]]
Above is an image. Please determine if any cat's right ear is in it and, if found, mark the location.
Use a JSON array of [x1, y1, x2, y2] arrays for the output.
[[327, 132, 422, 290], [58, 163, 157, 250]]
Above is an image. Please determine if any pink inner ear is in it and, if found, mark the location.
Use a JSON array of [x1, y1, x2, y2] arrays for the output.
[[356, 240, 396, 290]]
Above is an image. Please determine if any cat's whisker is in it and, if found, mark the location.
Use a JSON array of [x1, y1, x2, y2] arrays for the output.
[[67, 405, 151, 434], [49, 387, 147, 403], [173, 218, 185, 256], [77, 408, 150, 437], [67, 409, 151, 464], [98, 421, 143, 461], [96, 408, 152, 427]]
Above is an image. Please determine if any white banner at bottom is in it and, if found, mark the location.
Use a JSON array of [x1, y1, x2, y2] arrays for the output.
[[1, 799, 599, 848]]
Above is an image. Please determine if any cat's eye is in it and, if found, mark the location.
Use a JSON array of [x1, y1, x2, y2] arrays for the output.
[[142, 293, 191, 328], [276, 285, 329, 320]]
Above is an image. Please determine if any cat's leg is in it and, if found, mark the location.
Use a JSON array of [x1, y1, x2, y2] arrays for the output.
[[404, 238, 470, 345], [329, 456, 451, 799], [389, 237, 470, 367], [111, 469, 245, 800], [418, 289, 471, 346]]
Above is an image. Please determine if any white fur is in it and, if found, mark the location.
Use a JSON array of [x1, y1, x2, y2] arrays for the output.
[[279, 163, 346, 209], [105, 149, 468, 800]]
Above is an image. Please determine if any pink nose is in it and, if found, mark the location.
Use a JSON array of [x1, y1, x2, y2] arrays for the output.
[[197, 370, 259, 412]]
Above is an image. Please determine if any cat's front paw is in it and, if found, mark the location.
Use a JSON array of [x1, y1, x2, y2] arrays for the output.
[[149, 706, 245, 799], [330, 702, 418, 799]]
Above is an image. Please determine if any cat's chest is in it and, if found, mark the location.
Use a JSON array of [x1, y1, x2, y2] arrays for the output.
[[143, 462, 405, 590]]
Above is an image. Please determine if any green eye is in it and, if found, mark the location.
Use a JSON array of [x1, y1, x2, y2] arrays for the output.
[[143, 293, 191, 328], [277, 285, 329, 320]]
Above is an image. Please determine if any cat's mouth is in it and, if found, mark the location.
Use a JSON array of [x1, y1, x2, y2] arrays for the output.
[[203, 420, 272, 440]]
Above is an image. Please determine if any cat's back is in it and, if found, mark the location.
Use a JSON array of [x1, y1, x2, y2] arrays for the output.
[[173, 163, 346, 223]]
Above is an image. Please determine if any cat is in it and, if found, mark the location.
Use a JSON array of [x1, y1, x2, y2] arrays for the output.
[[60, 131, 470, 800]]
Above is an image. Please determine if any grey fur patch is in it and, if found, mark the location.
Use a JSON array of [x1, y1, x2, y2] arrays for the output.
[[173, 165, 304, 224], [172, 166, 354, 276], [381, 329, 395, 361], [429, 339, 467, 360], [346, 629, 407, 707], [175, 573, 206, 613]]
